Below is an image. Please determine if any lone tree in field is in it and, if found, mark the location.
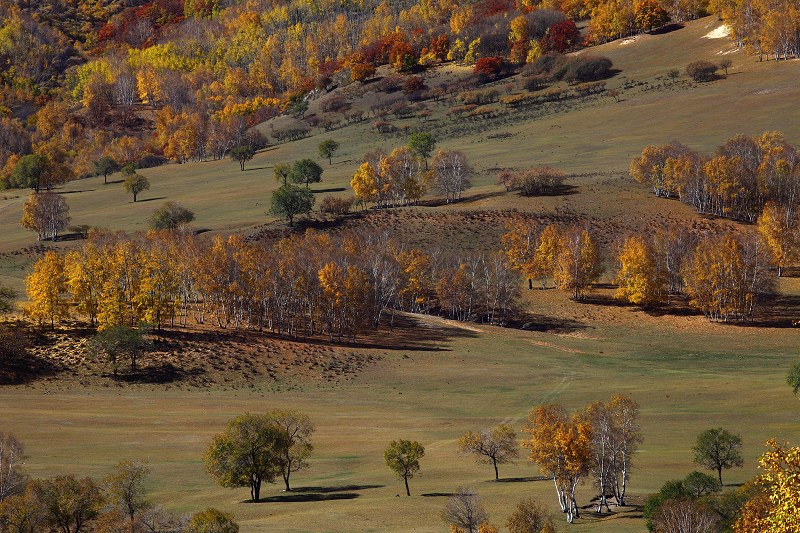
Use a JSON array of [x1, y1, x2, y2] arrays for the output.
[[267, 409, 314, 491], [205, 413, 285, 502], [441, 487, 488, 533], [385, 439, 425, 496], [458, 424, 519, 480], [692, 428, 744, 485], [148, 201, 195, 230], [289, 159, 324, 188], [94, 156, 120, 185], [122, 173, 150, 202], [408, 132, 436, 169], [318, 139, 340, 166], [270, 184, 315, 226], [231, 145, 255, 171], [106, 459, 151, 530], [0, 433, 26, 501], [274, 163, 292, 185], [20, 191, 70, 241], [88, 325, 148, 376]]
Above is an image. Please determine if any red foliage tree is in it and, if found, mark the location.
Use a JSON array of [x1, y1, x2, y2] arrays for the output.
[[474, 57, 504, 77], [543, 20, 581, 53]]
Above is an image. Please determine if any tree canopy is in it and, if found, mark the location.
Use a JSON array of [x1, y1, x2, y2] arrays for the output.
[[385, 439, 425, 496], [270, 184, 315, 226], [692, 428, 744, 485]]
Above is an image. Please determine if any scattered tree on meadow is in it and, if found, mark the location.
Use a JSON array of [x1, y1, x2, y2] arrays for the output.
[[230, 145, 255, 171], [270, 184, 315, 226], [408, 132, 436, 170], [205, 414, 286, 502], [105, 459, 152, 531], [31, 475, 105, 533], [523, 404, 592, 523], [266, 410, 314, 492], [318, 139, 340, 166], [148, 201, 195, 230], [441, 487, 489, 533], [289, 159, 324, 188], [273, 162, 292, 186], [0, 433, 26, 502], [0, 285, 16, 315], [94, 156, 120, 185], [20, 191, 71, 241], [187, 508, 239, 533], [505, 499, 556, 533], [693, 428, 744, 485], [686, 61, 718, 82], [787, 355, 800, 396], [509, 167, 565, 196], [122, 173, 150, 202], [385, 439, 425, 496], [458, 424, 519, 481]]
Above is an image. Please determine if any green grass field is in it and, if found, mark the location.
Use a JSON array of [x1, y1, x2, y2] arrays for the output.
[[1, 16, 800, 532]]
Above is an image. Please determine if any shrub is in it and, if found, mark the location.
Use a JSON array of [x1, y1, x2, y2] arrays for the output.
[[320, 196, 353, 217], [136, 154, 168, 169], [514, 166, 565, 195], [321, 95, 351, 113], [529, 52, 567, 76], [559, 55, 613, 83], [350, 62, 376, 82], [523, 74, 548, 92], [474, 57, 504, 77], [403, 76, 425, 94], [686, 60, 718, 82], [148, 201, 195, 230]]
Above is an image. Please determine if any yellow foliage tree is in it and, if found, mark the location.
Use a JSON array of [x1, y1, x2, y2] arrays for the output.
[[758, 202, 798, 276], [615, 235, 668, 305], [350, 162, 378, 208], [553, 227, 603, 300], [25, 251, 68, 328]]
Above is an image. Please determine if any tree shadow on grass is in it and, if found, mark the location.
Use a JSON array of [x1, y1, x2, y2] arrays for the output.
[[422, 492, 456, 497], [136, 197, 168, 203], [419, 191, 506, 208], [510, 315, 587, 334], [114, 362, 202, 384], [289, 484, 384, 493], [257, 492, 360, 503], [493, 476, 549, 483], [310, 187, 346, 194]]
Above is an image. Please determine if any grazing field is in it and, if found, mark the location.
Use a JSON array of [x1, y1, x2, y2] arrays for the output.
[[3, 280, 799, 531], [2, 15, 800, 532]]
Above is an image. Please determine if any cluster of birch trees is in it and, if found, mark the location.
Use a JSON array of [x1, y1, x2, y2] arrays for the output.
[[630, 132, 800, 222], [24, 228, 521, 336]]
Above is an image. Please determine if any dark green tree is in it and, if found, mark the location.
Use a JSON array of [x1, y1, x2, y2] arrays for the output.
[[88, 325, 148, 375], [9, 154, 47, 192], [204, 414, 286, 502], [289, 159, 323, 188], [93, 156, 120, 185], [787, 355, 800, 395], [122, 174, 150, 202], [692, 428, 744, 485], [148, 201, 195, 230], [230, 146, 256, 171], [270, 184, 315, 226], [409, 132, 436, 169], [384, 439, 425, 496], [318, 139, 340, 166]]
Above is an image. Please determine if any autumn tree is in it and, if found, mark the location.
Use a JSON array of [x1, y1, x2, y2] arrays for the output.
[[431, 149, 472, 203], [25, 250, 68, 328], [274, 162, 292, 186], [94, 156, 120, 185], [270, 184, 315, 226], [205, 414, 286, 502], [187, 508, 239, 533], [409, 132, 436, 169], [289, 159, 324, 188], [231, 145, 255, 171], [505, 499, 556, 533], [318, 139, 340, 166], [20, 191, 71, 241], [553, 227, 604, 300], [615, 235, 668, 306], [266, 409, 314, 492], [442, 487, 489, 533], [385, 439, 425, 496], [32, 475, 105, 533], [523, 404, 592, 523], [106, 459, 151, 531], [693, 428, 744, 485], [0, 285, 15, 315], [122, 173, 150, 202], [758, 202, 798, 276], [0, 433, 26, 502], [8, 154, 47, 191], [458, 424, 519, 480]]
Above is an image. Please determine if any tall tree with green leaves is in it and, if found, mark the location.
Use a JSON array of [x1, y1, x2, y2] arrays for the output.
[[94, 156, 120, 185], [231, 146, 255, 171], [318, 140, 340, 166], [270, 184, 314, 226], [122, 174, 150, 202], [385, 439, 425, 496], [692, 428, 744, 485], [267, 410, 314, 491], [204, 414, 286, 502], [409, 132, 436, 169], [289, 159, 324, 188]]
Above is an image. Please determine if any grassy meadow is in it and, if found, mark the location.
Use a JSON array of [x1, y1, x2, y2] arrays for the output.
[[1, 15, 799, 532]]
